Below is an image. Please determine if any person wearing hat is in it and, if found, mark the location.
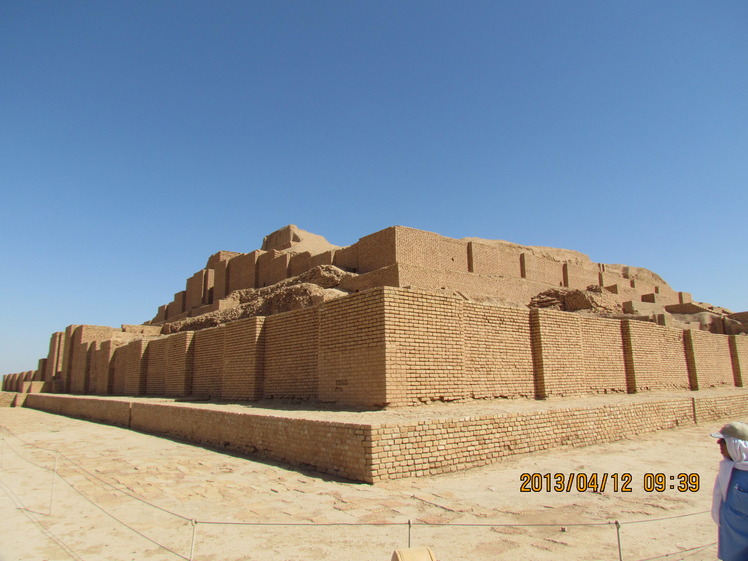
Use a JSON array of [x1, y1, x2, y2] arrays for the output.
[[712, 422, 748, 561]]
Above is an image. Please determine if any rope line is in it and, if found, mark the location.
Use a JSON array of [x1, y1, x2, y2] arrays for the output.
[[0, 424, 721, 561], [633, 541, 717, 561]]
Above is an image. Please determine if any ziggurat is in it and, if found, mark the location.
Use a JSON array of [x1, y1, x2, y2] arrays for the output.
[[3, 225, 748, 482]]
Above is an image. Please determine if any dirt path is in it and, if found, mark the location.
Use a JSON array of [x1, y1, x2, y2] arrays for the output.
[[0, 407, 724, 561]]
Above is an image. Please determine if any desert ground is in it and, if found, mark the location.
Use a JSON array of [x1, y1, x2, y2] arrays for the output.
[[0, 404, 727, 561]]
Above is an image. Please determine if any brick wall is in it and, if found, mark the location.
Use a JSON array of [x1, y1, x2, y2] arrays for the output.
[[192, 325, 226, 399], [462, 302, 535, 398], [164, 332, 194, 397], [44, 332, 64, 382], [622, 320, 691, 392], [123, 339, 149, 396], [563, 263, 599, 289], [521, 253, 564, 286], [467, 241, 522, 278], [226, 251, 261, 293], [257, 251, 291, 287], [395, 227, 469, 274], [731, 336, 748, 387], [24, 394, 131, 427], [111, 345, 128, 396], [145, 337, 169, 396], [264, 307, 319, 399], [384, 289, 464, 405], [686, 331, 735, 389], [369, 398, 695, 480], [318, 289, 387, 407], [355, 227, 396, 273], [221, 317, 265, 400]]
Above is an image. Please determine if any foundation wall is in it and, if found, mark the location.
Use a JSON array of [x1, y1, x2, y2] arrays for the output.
[[129, 403, 370, 482], [22, 391, 748, 483]]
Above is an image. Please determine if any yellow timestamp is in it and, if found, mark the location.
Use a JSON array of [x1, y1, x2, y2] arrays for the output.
[[643, 473, 700, 492], [519, 472, 700, 493]]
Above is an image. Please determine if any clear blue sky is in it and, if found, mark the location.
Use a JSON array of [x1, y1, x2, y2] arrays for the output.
[[2, 1, 746, 374]]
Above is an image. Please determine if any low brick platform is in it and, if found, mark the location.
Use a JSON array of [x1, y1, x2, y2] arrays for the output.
[[20, 389, 748, 483]]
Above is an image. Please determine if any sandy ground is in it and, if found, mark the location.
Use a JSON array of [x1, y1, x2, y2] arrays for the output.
[[0, 406, 727, 561]]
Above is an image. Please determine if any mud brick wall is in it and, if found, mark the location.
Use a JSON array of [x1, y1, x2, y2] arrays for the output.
[[110, 346, 128, 396], [24, 395, 131, 427], [60, 325, 79, 392], [369, 398, 695, 481], [146, 337, 169, 396], [395, 227, 469, 274], [221, 317, 265, 400], [692, 394, 748, 423], [123, 340, 149, 396], [257, 251, 291, 287], [622, 320, 691, 392], [129, 402, 370, 482], [164, 332, 194, 397], [88, 342, 107, 395], [686, 331, 735, 389], [520, 253, 564, 287], [192, 326, 226, 399], [318, 289, 387, 407], [531, 309, 627, 396], [264, 307, 319, 399], [462, 302, 535, 398], [355, 227, 396, 273], [563, 263, 600, 290], [467, 241, 522, 278], [384, 289, 464, 405], [288, 252, 312, 277], [310, 250, 334, 268], [69, 326, 118, 394], [45, 332, 65, 381], [186, 270, 207, 311], [332, 244, 357, 271], [227, 251, 262, 293], [731, 336, 748, 387], [578, 315, 628, 393]]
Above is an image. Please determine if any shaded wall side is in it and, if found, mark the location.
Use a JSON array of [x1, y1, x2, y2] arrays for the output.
[[164, 332, 194, 397]]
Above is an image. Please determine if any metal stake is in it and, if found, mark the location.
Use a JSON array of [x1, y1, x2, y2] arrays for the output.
[[615, 520, 623, 561], [189, 519, 197, 561]]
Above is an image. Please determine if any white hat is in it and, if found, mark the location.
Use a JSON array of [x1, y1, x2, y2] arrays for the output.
[[711, 422, 748, 440]]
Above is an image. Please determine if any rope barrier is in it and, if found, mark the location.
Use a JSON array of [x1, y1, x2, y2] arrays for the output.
[[0, 426, 719, 561]]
